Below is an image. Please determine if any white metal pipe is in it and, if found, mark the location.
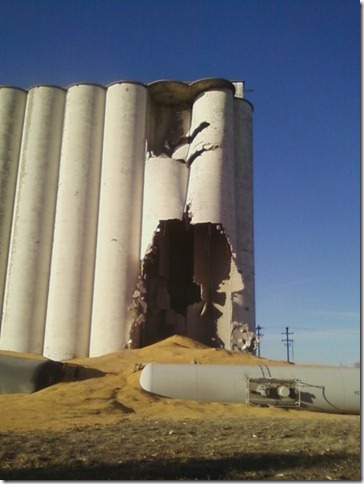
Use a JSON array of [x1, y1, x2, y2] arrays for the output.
[[1, 86, 65, 353], [44, 84, 106, 360], [0, 87, 26, 330], [140, 363, 360, 415], [90, 83, 147, 356]]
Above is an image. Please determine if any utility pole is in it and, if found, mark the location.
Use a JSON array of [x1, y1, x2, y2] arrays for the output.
[[256, 324, 263, 357], [281, 326, 294, 363]]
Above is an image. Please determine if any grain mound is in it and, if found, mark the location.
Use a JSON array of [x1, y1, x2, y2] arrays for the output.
[[0, 335, 340, 432]]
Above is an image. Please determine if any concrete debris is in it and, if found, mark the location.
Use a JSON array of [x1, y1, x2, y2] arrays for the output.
[[133, 363, 145, 372], [230, 322, 257, 352], [130, 218, 256, 352]]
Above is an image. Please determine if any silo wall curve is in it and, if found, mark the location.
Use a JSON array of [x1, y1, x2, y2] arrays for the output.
[[0, 88, 26, 331], [43, 84, 106, 360], [90, 83, 148, 357], [0, 86, 65, 353]]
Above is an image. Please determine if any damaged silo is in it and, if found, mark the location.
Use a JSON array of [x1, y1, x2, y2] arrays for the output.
[[0, 78, 255, 359]]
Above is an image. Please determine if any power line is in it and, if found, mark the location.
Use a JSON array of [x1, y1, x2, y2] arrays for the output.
[[293, 327, 359, 335], [263, 326, 359, 335]]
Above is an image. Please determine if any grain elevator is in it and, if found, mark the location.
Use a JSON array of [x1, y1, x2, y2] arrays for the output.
[[0, 78, 255, 359]]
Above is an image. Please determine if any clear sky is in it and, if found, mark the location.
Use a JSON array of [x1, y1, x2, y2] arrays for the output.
[[0, 0, 360, 365]]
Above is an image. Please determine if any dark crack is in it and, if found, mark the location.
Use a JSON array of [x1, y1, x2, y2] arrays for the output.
[[186, 144, 219, 167]]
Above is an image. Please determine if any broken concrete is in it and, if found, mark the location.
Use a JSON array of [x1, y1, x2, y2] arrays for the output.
[[132, 85, 254, 352], [132, 218, 250, 351]]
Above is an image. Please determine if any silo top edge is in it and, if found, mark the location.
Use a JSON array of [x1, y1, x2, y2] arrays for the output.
[[147, 78, 235, 105], [0, 79, 254, 106], [27, 84, 67, 92], [106, 80, 147, 89], [66, 82, 107, 90], [0, 86, 28, 93]]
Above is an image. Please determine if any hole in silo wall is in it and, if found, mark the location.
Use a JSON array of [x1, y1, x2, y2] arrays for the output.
[[129, 218, 234, 349]]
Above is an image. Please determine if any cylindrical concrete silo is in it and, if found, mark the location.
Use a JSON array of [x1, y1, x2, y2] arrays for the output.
[[186, 88, 236, 246], [185, 88, 245, 349], [89, 82, 147, 357], [0, 86, 66, 353], [44, 84, 106, 360], [0, 87, 27, 331], [233, 95, 255, 331], [140, 155, 189, 258], [140, 101, 191, 258]]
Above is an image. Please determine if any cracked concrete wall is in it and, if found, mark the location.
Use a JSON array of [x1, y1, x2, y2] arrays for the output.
[[137, 86, 254, 351], [187, 89, 236, 238], [0, 79, 255, 359], [140, 101, 190, 258]]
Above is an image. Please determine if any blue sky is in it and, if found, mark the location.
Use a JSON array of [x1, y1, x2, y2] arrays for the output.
[[0, 0, 360, 365]]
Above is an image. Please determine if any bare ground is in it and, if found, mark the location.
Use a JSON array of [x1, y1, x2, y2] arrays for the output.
[[0, 414, 360, 480]]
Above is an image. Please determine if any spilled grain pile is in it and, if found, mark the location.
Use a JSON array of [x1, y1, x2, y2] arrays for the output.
[[0, 335, 340, 432]]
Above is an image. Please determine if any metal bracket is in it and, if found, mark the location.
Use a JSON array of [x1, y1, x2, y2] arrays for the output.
[[246, 377, 301, 408]]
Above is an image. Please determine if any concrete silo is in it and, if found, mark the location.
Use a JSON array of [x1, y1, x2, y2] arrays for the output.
[[1, 86, 65, 354], [90, 82, 148, 357], [43, 84, 106, 360], [0, 78, 255, 359], [0, 87, 27, 333]]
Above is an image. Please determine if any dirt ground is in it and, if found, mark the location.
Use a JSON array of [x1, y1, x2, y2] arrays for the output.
[[0, 335, 361, 480], [1, 415, 361, 480]]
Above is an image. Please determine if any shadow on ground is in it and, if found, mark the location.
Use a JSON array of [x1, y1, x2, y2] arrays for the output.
[[2, 452, 358, 480]]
